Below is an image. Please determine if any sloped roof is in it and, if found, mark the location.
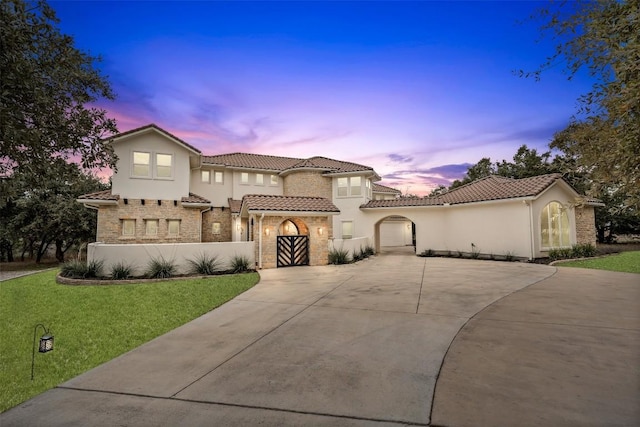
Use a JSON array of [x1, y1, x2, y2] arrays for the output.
[[228, 198, 242, 214], [106, 124, 201, 154], [202, 153, 375, 175], [372, 183, 401, 194], [438, 174, 564, 205], [241, 194, 340, 213], [77, 190, 120, 201], [181, 193, 211, 204], [361, 173, 572, 208]]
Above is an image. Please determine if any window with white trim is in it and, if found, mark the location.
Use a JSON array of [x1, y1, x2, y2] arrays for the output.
[[240, 172, 249, 184], [350, 176, 362, 196], [201, 170, 210, 183], [270, 175, 278, 185], [342, 221, 353, 239], [214, 171, 224, 184], [121, 219, 135, 236], [541, 201, 570, 248], [366, 179, 372, 198], [145, 219, 159, 236], [167, 219, 180, 236], [337, 176, 364, 197], [256, 173, 264, 185], [132, 152, 150, 177], [155, 153, 173, 178]]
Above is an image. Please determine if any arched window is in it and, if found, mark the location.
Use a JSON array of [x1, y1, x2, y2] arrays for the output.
[[541, 201, 570, 248]]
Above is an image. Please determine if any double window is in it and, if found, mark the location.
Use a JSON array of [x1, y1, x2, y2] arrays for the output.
[[132, 151, 173, 179], [337, 176, 362, 197]]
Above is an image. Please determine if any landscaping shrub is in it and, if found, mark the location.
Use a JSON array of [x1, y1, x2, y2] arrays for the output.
[[60, 260, 103, 278], [470, 244, 481, 259], [145, 256, 176, 279], [571, 243, 596, 258], [418, 249, 435, 257], [548, 247, 573, 261], [504, 251, 516, 262], [229, 255, 252, 273], [363, 245, 375, 256], [187, 253, 221, 275], [110, 261, 133, 280], [328, 248, 350, 265]]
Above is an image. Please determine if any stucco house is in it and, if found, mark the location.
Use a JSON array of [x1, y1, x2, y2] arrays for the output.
[[78, 124, 601, 271]]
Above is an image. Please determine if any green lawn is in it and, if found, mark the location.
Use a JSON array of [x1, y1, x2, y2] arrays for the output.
[[558, 251, 640, 274], [0, 270, 259, 413]]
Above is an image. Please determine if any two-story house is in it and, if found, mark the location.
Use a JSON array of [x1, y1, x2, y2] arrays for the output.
[[78, 123, 602, 272]]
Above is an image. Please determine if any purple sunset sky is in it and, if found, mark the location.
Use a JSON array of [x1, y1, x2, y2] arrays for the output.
[[52, 0, 593, 195]]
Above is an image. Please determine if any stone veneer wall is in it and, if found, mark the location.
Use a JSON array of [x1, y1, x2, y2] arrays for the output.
[[253, 215, 332, 269], [96, 199, 201, 244], [283, 171, 332, 199], [575, 206, 597, 245], [201, 207, 233, 242]]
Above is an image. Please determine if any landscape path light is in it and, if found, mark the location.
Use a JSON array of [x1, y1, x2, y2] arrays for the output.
[[31, 323, 54, 380]]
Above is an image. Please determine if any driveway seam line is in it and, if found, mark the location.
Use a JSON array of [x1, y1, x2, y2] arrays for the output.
[[416, 257, 428, 314], [56, 386, 429, 426], [427, 265, 559, 423], [169, 275, 355, 398], [473, 317, 640, 331]]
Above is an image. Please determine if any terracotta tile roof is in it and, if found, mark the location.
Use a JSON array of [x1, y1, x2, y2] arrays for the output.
[[77, 190, 119, 201], [361, 174, 568, 208], [228, 198, 242, 214], [202, 153, 375, 175], [372, 183, 401, 194], [439, 174, 563, 204], [241, 194, 340, 213], [361, 197, 444, 208], [181, 193, 211, 204], [107, 124, 202, 154]]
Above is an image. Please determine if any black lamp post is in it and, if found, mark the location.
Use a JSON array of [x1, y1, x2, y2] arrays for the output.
[[31, 323, 54, 380]]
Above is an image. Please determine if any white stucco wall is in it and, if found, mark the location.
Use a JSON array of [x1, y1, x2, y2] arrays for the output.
[[329, 237, 371, 256], [87, 242, 255, 277], [189, 168, 233, 206], [111, 132, 194, 200]]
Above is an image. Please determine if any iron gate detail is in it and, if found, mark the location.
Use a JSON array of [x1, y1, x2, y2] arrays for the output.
[[277, 235, 309, 267]]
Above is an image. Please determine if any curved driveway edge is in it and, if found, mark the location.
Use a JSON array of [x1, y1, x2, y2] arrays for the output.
[[1, 256, 556, 426], [431, 267, 640, 427]]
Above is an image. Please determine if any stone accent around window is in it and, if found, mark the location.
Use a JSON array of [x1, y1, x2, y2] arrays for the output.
[[201, 208, 232, 242], [96, 199, 201, 243]]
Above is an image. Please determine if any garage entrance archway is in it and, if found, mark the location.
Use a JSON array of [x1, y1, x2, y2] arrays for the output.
[[374, 215, 416, 255]]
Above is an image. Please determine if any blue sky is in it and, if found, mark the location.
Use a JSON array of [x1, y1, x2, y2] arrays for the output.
[[52, 0, 592, 195]]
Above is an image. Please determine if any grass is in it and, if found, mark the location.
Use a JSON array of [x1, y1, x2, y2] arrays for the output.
[[557, 251, 640, 274], [0, 269, 259, 413]]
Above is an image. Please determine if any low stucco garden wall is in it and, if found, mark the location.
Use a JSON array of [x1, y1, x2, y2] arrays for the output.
[[87, 242, 255, 276], [329, 237, 372, 255]]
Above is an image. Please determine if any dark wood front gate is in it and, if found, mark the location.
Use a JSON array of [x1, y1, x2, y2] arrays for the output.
[[277, 235, 309, 267]]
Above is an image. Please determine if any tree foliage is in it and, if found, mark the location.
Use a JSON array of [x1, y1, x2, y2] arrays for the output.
[[0, 0, 118, 179], [522, 0, 640, 209], [0, 160, 106, 262]]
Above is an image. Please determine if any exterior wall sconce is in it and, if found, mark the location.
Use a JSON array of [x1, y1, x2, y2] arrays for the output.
[[237, 224, 241, 231], [31, 323, 54, 380], [317, 227, 323, 236], [264, 227, 270, 236]]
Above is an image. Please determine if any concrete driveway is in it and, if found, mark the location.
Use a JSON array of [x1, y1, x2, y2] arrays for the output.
[[2, 255, 638, 426]]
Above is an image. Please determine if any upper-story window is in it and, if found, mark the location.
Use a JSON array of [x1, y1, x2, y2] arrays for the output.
[[132, 152, 151, 178], [201, 170, 210, 183], [240, 172, 249, 184], [256, 173, 264, 185], [337, 176, 363, 197], [214, 171, 224, 184], [131, 151, 173, 179], [366, 179, 372, 198], [156, 153, 173, 178], [270, 175, 279, 186]]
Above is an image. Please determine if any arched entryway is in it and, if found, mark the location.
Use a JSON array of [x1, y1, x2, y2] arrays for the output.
[[374, 215, 416, 255], [277, 218, 310, 267]]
